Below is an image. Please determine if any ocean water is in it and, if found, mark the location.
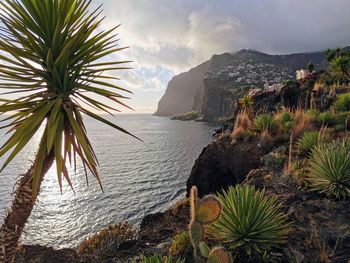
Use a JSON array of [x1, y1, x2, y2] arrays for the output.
[[0, 114, 216, 248]]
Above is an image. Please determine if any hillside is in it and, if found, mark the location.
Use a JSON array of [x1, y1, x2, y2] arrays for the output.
[[154, 49, 328, 120]]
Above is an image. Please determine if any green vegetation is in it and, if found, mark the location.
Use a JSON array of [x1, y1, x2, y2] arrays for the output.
[[333, 93, 350, 112], [0, 0, 136, 261], [253, 114, 277, 133], [208, 185, 290, 256], [275, 110, 294, 130], [308, 139, 350, 199], [316, 112, 334, 126], [188, 186, 231, 263], [239, 95, 254, 113], [296, 131, 325, 155], [136, 254, 184, 263], [78, 222, 137, 256], [169, 231, 191, 256]]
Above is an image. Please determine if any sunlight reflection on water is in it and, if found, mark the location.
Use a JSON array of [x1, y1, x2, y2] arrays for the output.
[[0, 114, 216, 248]]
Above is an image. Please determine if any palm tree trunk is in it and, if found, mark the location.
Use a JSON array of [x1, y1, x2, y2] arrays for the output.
[[0, 151, 54, 263]]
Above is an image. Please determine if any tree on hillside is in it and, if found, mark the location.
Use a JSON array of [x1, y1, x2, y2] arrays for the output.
[[0, 0, 138, 262]]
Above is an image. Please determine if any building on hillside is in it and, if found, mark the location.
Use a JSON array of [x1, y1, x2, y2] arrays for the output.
[[296, 69, 310, 80]]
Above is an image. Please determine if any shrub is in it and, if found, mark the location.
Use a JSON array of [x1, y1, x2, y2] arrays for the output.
[[333, 93, 350, 112], [253, 114, 277, 133], [305, 109, 320, 121], [207, 185, 290, 255], [275, 110, 294, 130], [308, 139, 350, 199], [296, 131, 324, 155], [136, 254, 184, 263], [169, 231, 191, 256], [239, 95, 254, 113], [78, 222, 137, 256], [316, 112, 335, 126]]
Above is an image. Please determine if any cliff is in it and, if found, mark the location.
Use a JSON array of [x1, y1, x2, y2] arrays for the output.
[[155, 49, 328, 121], [154, 61, 210, 116]]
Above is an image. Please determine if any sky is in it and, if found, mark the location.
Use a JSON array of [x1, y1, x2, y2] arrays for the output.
[[93, 0, 350, 113], [3, 0, 350, 113]]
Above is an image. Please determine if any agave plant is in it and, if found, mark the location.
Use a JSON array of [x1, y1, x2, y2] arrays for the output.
[[316, 111, 334, 126], [333, 93, 350, 112], [274, 110, 294, 130], [0, 0, 137, 261], [296, 131, 324, 155], [308, 139, 350, 199], [239, 95, 254, 114], [253, 114, 277, 133], [207, 185, 290, 256]]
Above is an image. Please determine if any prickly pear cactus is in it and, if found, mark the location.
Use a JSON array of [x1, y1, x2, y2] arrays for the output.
[[208, 247, 232, 263], [197, 196, 222, 224], [188, 186, 231, 262]]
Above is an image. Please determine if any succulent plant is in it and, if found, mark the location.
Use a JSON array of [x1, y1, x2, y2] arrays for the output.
[[239, 95, 254, 113], [254, 114, 277, 133], [207, 185, 290, 256], [188, 186, 231, 263], [296, 131, 325, 155], [308, 139, 350, 199], [333, 93, 350, 112], [208, 247, 232, 263], [275, 110, 294, 130], [316, 111, 335, 126], [136, 254, 184, 263], [169, 231, 191, 256]]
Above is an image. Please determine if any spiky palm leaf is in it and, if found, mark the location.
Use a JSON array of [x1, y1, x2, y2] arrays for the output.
[[0, 0, 138, 196], [308, 139, 350, 199], [207, 185, 290, 255], [330, 55, 350, 84]]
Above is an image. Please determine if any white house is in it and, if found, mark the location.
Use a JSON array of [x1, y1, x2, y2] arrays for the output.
[[296, 69, 310, 80]]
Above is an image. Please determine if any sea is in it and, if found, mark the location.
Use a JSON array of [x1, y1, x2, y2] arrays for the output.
[[0, 114, 217, 248]]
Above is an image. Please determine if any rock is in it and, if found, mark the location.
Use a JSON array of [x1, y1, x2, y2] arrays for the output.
[[186, 137, 263, 197]]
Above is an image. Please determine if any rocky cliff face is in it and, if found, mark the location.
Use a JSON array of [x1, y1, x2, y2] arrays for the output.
[[154, 61, 210, 116], [155, 49, 328, 121]]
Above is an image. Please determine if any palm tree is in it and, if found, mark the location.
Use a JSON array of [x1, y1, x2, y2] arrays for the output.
[[0, 0, 138, 261], [330, 55, 350, 85]]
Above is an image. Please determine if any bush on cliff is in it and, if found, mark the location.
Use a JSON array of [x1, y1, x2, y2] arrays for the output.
[[207, 185, 290, 256]]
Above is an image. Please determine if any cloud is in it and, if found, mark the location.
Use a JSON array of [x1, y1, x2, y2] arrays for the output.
[[91, 0, 350, 112]]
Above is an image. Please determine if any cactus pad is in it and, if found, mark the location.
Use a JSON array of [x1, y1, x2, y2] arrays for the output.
[[198, 242, 210, 258], [197, 196, 222, 224], [189, 221, 204, 248], [208, 247, 232, 263]]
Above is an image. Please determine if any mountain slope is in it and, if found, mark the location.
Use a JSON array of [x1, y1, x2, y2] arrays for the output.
[[154, 49, 328, 119]]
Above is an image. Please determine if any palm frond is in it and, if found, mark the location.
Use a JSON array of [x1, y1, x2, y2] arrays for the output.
[[0, 0, 139, 196]]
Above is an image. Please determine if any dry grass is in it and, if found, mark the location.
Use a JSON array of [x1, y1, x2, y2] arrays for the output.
[[231, 111, 254, 142], [258, 130, 275, 150], [307, 219, 332, 263], [292, 109, 314, 139]]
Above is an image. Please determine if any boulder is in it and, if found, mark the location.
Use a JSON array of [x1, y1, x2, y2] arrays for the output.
[[186, 136, 263, 197]]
